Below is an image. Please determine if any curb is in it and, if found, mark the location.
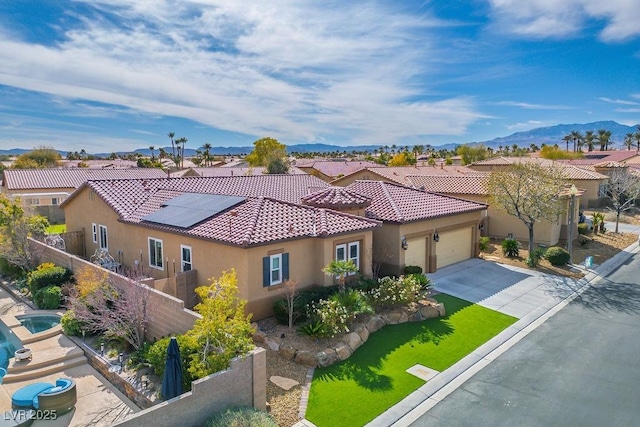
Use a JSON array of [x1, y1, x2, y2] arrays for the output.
[[367, 240, 640, 427]]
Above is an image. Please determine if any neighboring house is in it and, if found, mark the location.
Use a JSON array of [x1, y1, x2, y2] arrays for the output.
[[329, 165, 481, 187], [59, 160, 140, 168], [173, 166, 307, 178], [295, 160, 379, 182], [467, 157, 607, 208], [61, 175, 379, 319], [341, 181, 488, 275], [1, 168, 167, 223], [405, 175, 581, 248]]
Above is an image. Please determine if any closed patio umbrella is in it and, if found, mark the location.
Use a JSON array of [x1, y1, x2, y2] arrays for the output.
[[161, 337, 183, 399]]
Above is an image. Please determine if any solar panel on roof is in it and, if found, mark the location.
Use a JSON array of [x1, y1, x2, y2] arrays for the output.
[[142, 193, 246, 228]]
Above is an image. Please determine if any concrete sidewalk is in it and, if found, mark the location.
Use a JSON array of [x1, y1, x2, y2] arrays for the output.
[[367, 240, 640, 427]]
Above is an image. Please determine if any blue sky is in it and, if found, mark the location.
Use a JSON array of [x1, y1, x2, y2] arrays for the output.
[[0, 0, 639, 153]]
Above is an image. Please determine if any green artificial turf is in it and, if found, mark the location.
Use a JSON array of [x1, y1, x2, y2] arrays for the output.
[[46, 224, 66, 234], [305, 294, 517, 426]]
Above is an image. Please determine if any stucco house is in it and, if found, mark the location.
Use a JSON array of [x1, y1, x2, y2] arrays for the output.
[[329, 165, 482, 187], [60, 175, 379, 319], [467, 157, 607, 208], [1, 168, 168, 223], [295, 160, 379, 182], [338, 180, 488, 275]]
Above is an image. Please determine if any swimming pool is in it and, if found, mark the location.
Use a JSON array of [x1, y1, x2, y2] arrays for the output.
[[0, 321, 20, 382], [16, 314, 61, 334]]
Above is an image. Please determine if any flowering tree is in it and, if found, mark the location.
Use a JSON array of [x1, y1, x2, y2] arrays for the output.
[[0, 194, 48, 272]]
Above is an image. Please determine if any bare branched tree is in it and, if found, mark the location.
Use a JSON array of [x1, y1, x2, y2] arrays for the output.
[[602, 167, 640, 233], [281, 279, 298, 330]]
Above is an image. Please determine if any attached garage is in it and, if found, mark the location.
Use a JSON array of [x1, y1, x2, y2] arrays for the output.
[[404, 237, 427, 272], [436, 227, 473, 268]]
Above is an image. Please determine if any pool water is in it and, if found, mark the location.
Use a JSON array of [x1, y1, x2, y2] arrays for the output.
[[18, 315, 61, 334], [0, 329, 17, 382]]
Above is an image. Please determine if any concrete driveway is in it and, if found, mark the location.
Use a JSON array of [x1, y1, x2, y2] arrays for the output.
[[427, 258, 583, 319]]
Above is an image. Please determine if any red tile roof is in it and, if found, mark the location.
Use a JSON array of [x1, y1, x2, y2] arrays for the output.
[[469, 157, 607, 180], [301, 187, 372, 209], [2, 168, 167, 190], [299, 161, 379, 178], [406, 175, 489, 195], [346, 180, 486, 223], [64, 175, 379, 246], [173, 166, 307, 177], [331, 165, 481, 186]]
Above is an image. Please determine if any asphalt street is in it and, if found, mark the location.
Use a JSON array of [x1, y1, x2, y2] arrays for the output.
[[410, 253, 640, 427]]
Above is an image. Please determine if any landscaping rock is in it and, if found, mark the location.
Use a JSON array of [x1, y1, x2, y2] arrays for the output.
[[294, 350, 317, 367], [354, 324, 369, 343], [436, 303, 446, 316], [265, 336, 282, 352], [279, 345, 296, 361], [384, 309, 408, 324], [335, 343, 352, 361], [365, 315, 386, 333], [253, 328, 267, 343], [419, 303, 440, 319], [315, 348, 338, 368], [270, 376, 299, 391], [343, 332, 363, 352]]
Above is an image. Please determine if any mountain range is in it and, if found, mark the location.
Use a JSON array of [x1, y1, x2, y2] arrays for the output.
[[1, 121, 638, 157]]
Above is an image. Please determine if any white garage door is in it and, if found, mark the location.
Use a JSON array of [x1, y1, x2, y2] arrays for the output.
[[436, 227, 472, 268], [404, 237, 427, 273]]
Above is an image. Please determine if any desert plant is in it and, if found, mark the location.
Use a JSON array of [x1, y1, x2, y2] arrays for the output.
[[545, 246, 571, 266], [592, 212, 605, 234], [33, 285, 62, 309], [479, 236, 490, 251], [299, 320, 326, 338], [308, 298, 350, 337], [501, 238, 520, 258], [526, 247, 547, 267], [329, 289, 373, 319], [206, 407, 278, 427], [272, 285, 338, 326], [322, 259, 359, 293], [27, 263, 73, 294]]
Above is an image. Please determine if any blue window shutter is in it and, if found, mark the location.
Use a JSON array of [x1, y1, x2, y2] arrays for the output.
[[263, 256, 270, 287], [283, 253, 289, 280]]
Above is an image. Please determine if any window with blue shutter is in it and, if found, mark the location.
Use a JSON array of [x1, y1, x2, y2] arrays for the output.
[[263, 253, 289, 286]]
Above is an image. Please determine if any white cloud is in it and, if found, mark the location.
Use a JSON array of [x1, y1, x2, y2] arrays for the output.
[[599, 97, 640, 105], [0, 1, 481, 145], [491, 101, 572, 109], [506, 120, 547, 130], [487, 0, 640, 41]]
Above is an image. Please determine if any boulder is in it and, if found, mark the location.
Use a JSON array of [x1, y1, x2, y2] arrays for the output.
[[354, 325, 369, 343], [253, 329, 267, 343], [365, 315, 386, 333], [419, 303, 440, 319], [343, 332, 363, 352], [294, 350, 317, 367], [335, 343, 352, 361], [315, 349, 338, 367], [265, 336, 282, 352], [384, 309, 408, 324], [270, 376, 300, 391], [279, 345, 296, 361], [436, 303, 446, 316]]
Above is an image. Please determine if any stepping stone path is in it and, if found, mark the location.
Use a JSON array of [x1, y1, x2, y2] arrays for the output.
[[270, 375, 299, 391]]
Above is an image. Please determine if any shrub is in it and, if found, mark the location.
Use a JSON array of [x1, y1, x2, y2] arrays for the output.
[[354, 277, 378, 292], [127, 341, 153, 370], [407, 273, 432, 291], [501, 238, 520, 258], [33, 286, 62, 309], [479, 236, 490, 251], [366, 275, 424, 309], [206, 407, 277, 427], [577, 223, 590, 235], [308, 298, 350, 337], [273, 285, 338, 325], [545, 246, 571, 266], [27, 263, 73, 294], [526, 247, 547, 268], [403, 265, 423, 275], [60, 310, 85, 336], [299, 320, 325, 338], [578, 235, 592, 246], [0, 257, 25, 279], [329, 289, 373, 319]]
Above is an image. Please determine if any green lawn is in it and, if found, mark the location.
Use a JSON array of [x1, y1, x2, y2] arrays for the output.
[[46, 224, 66, 234], [305, 294, 517, 426]]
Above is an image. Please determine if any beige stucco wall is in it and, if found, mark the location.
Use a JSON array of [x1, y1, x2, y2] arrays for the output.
[[64, 187, 375, 320], [573, 178, 604, 208], [331, 170, 396, 187]]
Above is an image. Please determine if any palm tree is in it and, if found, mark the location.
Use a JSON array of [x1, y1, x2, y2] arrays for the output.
[[322, 259, 358, 293], [570, 131, 583, 152], [597, 129, 612, 151], [624, 133, 634, 150], [167, 132, 176, 160], [202, 143, 213, 166], [149, 146, 155, 161], [412, 144, 424, 163], [562, 134, 573, 152], [635, 126, 640, 152], [584, 130, 596, 152], [176, 137, 188, 169]]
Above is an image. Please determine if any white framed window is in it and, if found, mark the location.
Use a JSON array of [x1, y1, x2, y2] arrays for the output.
[[181, 245, 192, 272], [148, 238, 163, 270], [51, 197, 59, 205], [270, 253, 283, 285], [92, 223, 98, 243], [336, 244, 346, 261], [27, 198, 40, 205], [348, 241, 360, 275], [98, 225, 108, 250]]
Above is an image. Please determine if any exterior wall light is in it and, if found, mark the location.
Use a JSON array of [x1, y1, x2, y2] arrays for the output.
[[401, 236, 408, 250], [434, 232, 440, 242]]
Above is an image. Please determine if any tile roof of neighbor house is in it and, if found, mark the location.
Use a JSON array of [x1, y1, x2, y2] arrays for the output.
[[63, 174, 331, 217], [299, 160, 379, 178], [406, 174, 490, 195], [171, 166, 307, 177], [2, 168, 168, 190], [59, 160, 140, 169], [301, 187, 372, 209], [67, 177, 379, 247], [346, 180, 487, 223], [469, 157, 608, 180], [330, 165, 482, 186]]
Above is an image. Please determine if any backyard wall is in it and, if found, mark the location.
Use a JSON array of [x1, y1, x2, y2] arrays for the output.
[[113, 348, 267, 427], [30, 239, 201, 340]]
